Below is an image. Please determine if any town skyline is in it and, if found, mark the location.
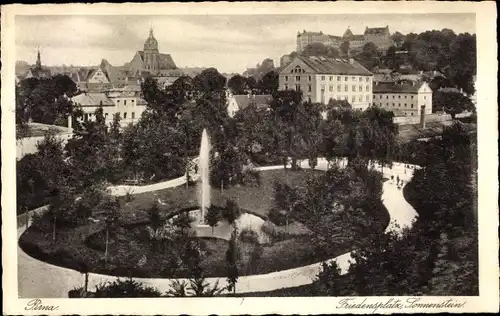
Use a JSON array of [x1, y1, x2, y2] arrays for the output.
[[16, 13, 476, 74]]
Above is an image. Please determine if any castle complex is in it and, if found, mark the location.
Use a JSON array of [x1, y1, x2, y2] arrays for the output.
[[296, 26, 394, 55]]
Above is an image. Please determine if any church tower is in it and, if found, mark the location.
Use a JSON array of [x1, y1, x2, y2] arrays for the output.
[[36, 48, 42, 69], [143, 27, 159, 72]]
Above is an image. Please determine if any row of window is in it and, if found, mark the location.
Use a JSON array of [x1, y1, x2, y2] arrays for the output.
[[116, 99, 136, 105], [285, 75, 371, 82], [285, 84, 371, 93], [83, 112, 137, 120], [375, 102, 415, 109], [374, 94, 427, 100]]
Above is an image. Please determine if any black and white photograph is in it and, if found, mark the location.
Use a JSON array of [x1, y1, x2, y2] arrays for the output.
[[2, 2, 498, 315]]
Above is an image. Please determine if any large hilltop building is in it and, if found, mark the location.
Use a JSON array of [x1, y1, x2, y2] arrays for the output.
[[296, 26, 394, 55], [278, 55, 374, 110]]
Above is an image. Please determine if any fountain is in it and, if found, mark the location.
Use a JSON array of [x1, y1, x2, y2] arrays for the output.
[[197, 128, 211, 225]]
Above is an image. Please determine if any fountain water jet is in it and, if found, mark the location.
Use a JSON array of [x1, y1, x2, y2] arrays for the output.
[[198, 128, 211, 224]]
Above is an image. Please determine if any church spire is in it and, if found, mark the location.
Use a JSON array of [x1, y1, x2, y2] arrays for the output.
[[36, 47, 42, 69], [149, 23, 154, 37]]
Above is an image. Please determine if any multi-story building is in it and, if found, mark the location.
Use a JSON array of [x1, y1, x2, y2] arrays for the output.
[[278, 56, 374, 111], [71, 86, 147, 127], [372, 81, 433, 117], [296, 26, 394, 55]]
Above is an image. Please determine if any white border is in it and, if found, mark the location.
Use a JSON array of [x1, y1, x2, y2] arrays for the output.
[[2, 2, 498, 315]]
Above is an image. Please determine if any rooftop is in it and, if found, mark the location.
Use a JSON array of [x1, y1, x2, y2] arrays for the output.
[[297, 56, 373, 76], [373, 81, 424, 94], [72, 92, 115, 107], [232, 94, 273, 111]]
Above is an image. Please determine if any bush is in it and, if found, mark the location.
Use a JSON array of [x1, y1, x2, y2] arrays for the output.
[[94, 278, 162, 298], [268, 208, 290, 226], [260, 220, 288, 242], [239, 228, 259, 244]]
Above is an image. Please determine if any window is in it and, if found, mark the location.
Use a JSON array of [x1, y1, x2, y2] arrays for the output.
[[296, 76, 301, 81], [337, 85, 341, 92], [295, 84, 300, 91], [105, 113, 108, 117], [359, 85, 363, 92], [132, 99, 135, 104], [345, 77, 348, 81], [366, 77, 369, 82], [117, 100, 120, 104], [424, 96, 426, 100], [366, 85, 370, 92], [337, 76, 341, 81], [84, 113, 89, 121], [284, 84, 288, 90], [308, 85, 312, 92], [352, 95, 356, 102], [404, 103, 407, 107], [352, 85, 356, 92], [411, 104, 414, 108], [411, 95, 414, 99], [386, 95, 388, 99], [285, 76, 288, 81], [359, 77, 362, 81], [329, 76, 333, 81], [124, 112, 127, 119], [321, 76, 325, 81], [124, 100, 127, 105], [392, 95, 395, 99], [411, 113, 414, 116], [132, 112, 135, 119], [404, 95, 407, 99], [392, 103, 395, 107], [345, 85, 348, 92], [329, 85, 333, 92], [366, 95, 369, 101], [309, 76, 312, 81], [352, 76, 356, 81], [398, 95, 401, 99]]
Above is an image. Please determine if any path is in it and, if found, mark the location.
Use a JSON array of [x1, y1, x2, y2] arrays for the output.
[[17, 158, 419, 298]]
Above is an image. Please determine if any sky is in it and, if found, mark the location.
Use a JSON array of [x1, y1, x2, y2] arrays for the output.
[[15, 13, 476, 74]]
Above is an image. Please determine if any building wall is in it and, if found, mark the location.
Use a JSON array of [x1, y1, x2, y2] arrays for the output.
[[373, 93, 420, 116], [279, 72, 373, 111], [88, 69, 109, 84]]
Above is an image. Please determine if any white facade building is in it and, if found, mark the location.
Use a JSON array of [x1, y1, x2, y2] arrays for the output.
[[373, 81, 433, 117], [71, 86, 147, 127], [278, 56, 374, 110]]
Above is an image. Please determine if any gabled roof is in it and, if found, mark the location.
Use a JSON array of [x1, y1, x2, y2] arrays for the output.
[[71, 92, 115, 107], [232, 94, 273, 110], [373, 81, 425, 94], [343, 28, 354, 38], [293, 56, 373, 76], [158, 53, 177, 69]]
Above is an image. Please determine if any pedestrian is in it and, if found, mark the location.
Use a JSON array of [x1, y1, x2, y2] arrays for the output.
[[396, 175, 400, 184], [391, 175, 394, 183]]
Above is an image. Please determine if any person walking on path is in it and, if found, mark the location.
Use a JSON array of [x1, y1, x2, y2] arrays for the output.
[[397, 175, 400, 184], [391, 175, 394, 183]]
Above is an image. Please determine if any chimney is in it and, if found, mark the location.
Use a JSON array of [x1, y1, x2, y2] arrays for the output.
[[420, 105, 426, 129]]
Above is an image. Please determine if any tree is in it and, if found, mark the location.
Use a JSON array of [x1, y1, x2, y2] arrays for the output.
[[433, 91, 475, 118], [94, 278, 162, 297], [205, 206, 221, 234], [221, 199, 241, 229], [193, 68, 227, 94], [102, 197, 120, 267], [340, 41, 350, 56], [228, 74, 249, 95], [225, 229, 240, 293], [172, 212, 194, 235], [258, 71, 279, 95], [357, 42, 381, 70]]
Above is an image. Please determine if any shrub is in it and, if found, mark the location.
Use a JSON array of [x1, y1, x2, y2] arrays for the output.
[[94, 278, 162, 297], [260, 220, 288, 242], [268, 208, 289, 226], [238, 228, 260, 244]]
